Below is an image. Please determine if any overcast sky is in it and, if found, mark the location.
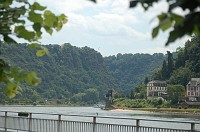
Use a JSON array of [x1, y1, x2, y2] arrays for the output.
[[37, 0, 189, 56]]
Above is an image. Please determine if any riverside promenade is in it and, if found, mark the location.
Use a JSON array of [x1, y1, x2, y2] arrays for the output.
[[0, 111, 200, 132]]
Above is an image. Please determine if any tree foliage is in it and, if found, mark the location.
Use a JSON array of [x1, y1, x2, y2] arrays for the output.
[[104, 53, 164, 94], [0, 43, 165, 102], [152, 36, 200, 86], [0, 0, 67, 43], [167, 84, 185, 104], [0, 43, 116, 102], [114, 98, 166, 108], [0, 0, 67, 98], [129, 0, 200, 45]]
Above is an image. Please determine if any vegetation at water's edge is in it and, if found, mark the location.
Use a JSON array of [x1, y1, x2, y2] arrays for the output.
[[128, 107, 200, 115], [113, 98, 170, 108]]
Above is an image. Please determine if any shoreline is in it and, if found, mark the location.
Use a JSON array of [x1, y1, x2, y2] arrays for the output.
[[2, 105, 200, 115], [110, 107, 200, 115]]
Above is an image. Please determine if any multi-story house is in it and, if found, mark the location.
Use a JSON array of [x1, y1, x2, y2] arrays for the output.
[[147, 80, 167, 99], [185, 78, 200, 102]]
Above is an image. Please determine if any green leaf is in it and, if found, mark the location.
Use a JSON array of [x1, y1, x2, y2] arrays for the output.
[[152, 26, 159, 38], [15, 19, 25, 24], [3, 35, 16, 43], [36, 49, 46, 57], [158, 13, 167, 21], [171, 13, 184, 26], [44, 26, 53, 35], [56, 22, 63, 31], [31, 2, 46, 11], [10, 68, 28, 82], [160, 18, 172, 31], [25, 72, 41, 86], [194, 25, 200, 35], [33, 23, 41, 32], [1, 0, 13, 8], [58, 14, 66, 20], [43, 10, 57, 27], [63, 18, 68, 24], [58, 14, 68, 24], [29, 43, 40, 49], [41, 46, 49, 55], [36, 31, 42, 39], [33, 23, 42, 39], [4, 83, 20, 98], [130, 1, 138, 8], [18, 6, 26, 15], [14, 26, 35, 41], [28, 11, 43, 23], [166, 27, 183, 46]]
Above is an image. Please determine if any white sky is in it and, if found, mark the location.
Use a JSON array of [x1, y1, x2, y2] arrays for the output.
[[36, 0, 189, 56]]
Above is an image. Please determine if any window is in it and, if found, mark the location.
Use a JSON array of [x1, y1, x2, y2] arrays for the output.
[[188, 92, 190, 96], [188, 87, 190, 91]]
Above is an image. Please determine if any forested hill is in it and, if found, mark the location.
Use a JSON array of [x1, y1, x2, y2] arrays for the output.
[[152, 36, 200, 86], [0, 42, 164, 102], [0, 43, 117, 102], [104, 53, 164, 94]]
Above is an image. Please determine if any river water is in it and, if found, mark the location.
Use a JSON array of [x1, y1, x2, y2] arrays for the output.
[[0, 106, 200, 131]]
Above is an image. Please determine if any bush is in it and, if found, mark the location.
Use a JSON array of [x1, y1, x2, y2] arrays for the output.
[[157, 106, 161, 109]]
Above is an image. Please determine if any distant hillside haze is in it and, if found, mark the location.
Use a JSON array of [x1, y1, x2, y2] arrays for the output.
[[0, 42, 164, 102]]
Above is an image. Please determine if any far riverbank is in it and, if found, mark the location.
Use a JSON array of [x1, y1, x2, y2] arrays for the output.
[[111, 107, 200, 115]]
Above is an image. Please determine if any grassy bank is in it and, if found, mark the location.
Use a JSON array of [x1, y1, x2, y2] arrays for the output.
[[121, 107, 200, 115], [113, 98, 200, 115]]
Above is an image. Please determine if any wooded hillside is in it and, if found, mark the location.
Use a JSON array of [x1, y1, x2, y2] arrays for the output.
[[152, 36, 200, 86], [0, 42, 164, 103], [104, 53, 164, 94]]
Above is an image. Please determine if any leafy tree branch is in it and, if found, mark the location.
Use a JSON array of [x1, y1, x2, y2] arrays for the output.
[[0, 0, 67, 98]]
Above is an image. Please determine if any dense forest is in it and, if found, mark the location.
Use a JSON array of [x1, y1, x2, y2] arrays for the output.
[[104, 53, 164, 94], [0, 42, 164, 103], [152, 36, 200, 86]]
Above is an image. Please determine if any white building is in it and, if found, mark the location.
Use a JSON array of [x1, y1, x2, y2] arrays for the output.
[[185, 78, 200, 102], [147, 80, 167, 99]]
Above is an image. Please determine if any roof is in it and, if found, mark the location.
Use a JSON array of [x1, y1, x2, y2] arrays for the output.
[[148, 80, 167, 84], [187, 78, 200, 86]]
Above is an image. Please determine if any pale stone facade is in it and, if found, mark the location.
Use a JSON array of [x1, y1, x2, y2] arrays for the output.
[[147, 80, 167, 99], [185, 78, 200, 102]]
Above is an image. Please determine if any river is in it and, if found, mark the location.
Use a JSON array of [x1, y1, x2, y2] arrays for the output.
[[1, 106, 200, 131]]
